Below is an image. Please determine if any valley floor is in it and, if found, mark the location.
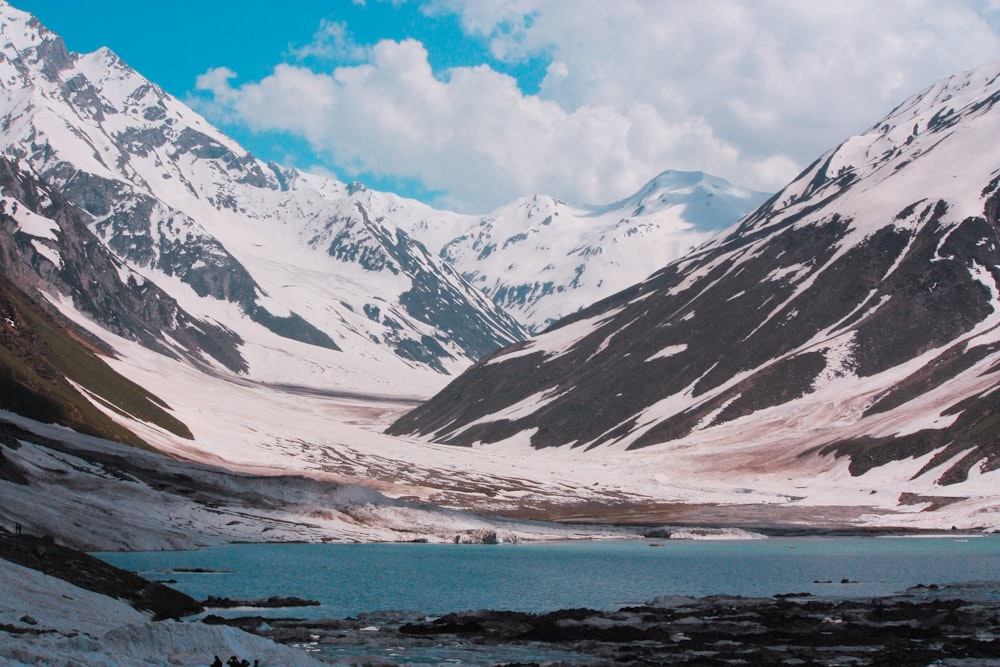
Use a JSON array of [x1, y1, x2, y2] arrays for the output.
[[76, 333, 998, 537]]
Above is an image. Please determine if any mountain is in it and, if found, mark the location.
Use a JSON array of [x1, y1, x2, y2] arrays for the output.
[[402, 171, 769, 333], [0, 2, 790, 531], [4, 1, 994, 531], [0, 1, 767, 388], [0, 2, 526, 389], [390, 61, 1000, 507]]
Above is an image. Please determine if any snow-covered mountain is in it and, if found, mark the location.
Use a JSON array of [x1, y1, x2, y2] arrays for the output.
[[404, 171, 769, 332], [0, 2, 525, 390], [0, 2, 788, 529], [4, 1, 995, 532], [390, 61, 1000, 517]]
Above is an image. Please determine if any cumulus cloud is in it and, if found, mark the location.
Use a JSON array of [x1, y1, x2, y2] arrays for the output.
[[194, 0, 1000, 212], [195, 40, 734, 211]]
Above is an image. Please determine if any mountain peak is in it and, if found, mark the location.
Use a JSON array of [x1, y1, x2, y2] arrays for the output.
[[748, 60, 1000, 246], [0, 1, 50, 43], [646, 169, 707, 189], [0, 2, 73, 85], [589, 169, 771, 234], [415, 171, 769, 333]]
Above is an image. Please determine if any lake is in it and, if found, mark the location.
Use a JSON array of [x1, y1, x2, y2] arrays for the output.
[[96, 534, 1000, 619]]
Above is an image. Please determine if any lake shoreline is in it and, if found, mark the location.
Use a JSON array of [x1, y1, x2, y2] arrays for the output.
[[5, 529, 999, 665], [492, 497, 997, 536], [201, 581, 1000, 665]]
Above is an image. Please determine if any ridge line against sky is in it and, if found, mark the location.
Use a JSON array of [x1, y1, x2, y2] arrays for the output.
[[11, 0, 1000, 214]]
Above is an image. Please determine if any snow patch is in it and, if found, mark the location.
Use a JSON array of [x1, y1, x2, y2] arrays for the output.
[[646, 344, 688, 362]]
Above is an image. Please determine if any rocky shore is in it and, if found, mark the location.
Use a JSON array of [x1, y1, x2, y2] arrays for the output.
[[204, 581, 1000, 665], [203, 595, 321, 609]]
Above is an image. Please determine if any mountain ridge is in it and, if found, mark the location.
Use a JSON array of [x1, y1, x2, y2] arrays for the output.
[[0, 0, 767, 385], [389, 60, 1000, 502]]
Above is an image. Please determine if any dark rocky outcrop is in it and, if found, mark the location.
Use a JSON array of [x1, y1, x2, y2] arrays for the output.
[[0, 530, 201, 620], [204, 583, 1000, 666]]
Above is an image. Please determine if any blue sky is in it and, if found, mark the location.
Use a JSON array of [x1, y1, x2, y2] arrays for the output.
[[14, 1, 1000, 213]]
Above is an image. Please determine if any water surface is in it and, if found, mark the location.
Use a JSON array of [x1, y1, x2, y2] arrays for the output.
[[96, 535, 1000, 619]]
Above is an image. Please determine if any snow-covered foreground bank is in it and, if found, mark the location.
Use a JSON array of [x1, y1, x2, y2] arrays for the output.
[[0, 558, 326, 666]]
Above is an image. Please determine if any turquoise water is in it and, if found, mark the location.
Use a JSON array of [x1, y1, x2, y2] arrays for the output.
[[96, 535, 1000, 619]]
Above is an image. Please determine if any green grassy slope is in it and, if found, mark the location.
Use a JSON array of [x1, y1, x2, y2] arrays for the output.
[[0, 274, 192, 449]]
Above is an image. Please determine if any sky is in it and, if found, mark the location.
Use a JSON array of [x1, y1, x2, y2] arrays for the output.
[[13, 0, 1000, 213]]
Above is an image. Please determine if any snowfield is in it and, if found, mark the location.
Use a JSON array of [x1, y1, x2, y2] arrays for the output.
[[0, 405, 638, 552]]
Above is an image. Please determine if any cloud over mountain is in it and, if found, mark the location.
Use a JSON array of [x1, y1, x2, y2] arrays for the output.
[[193, 1, 1000, 212]]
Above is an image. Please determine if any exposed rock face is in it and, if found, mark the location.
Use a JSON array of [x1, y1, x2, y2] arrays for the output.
[[390, 61, 1000, 488], [0, 156, 247, 372]]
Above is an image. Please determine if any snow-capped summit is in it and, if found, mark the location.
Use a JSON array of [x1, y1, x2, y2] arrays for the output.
[[391, 60, 1000, 514], [0, 2, 526, 391], [410, 171, 768, 332], [597, 170, 765, 229]]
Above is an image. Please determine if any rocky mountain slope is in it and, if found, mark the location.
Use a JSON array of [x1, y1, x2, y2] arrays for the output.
[[0, 1, 525, 388], [390, 61, 1000, 509]]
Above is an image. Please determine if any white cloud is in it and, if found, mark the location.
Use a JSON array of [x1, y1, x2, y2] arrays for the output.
[[196, 39, 741, 211], [446, 1, 1000, 154], [290, 19, 370, 63], [194, 0, 1000, 212]]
